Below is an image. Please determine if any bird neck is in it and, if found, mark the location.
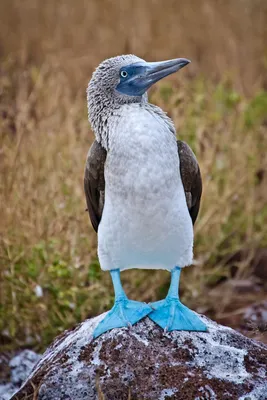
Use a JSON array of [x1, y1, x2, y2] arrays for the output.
[[88, 95, 148, 150], [89, 105, 112, 150]]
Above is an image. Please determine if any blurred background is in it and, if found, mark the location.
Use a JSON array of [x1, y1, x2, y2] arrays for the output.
[[0, 0, 267, 352]]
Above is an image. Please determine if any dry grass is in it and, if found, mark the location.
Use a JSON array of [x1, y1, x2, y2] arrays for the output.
[[0, 0, 267, 93], [0, 0, 267, 350]]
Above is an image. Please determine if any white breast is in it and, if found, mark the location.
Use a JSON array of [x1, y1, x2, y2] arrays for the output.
[[97, 104, 193, 271]]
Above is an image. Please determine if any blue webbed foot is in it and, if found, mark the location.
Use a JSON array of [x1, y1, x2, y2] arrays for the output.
[[93, 297, 152, 338], [148, 266, 207, 332], [149, 297, 207, 332]]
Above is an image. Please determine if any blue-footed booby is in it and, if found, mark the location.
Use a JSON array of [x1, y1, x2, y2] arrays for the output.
[[84, 54, 207, 338]]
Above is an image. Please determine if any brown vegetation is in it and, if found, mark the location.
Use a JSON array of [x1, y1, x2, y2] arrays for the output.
[[1, 0, 267, 92], [0, 0, 267, 350]]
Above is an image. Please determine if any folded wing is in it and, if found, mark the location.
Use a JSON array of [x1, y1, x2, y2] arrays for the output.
[[177, 140, 202, 225], [84, 140, 107, 232], [84, 139, 202, 232]]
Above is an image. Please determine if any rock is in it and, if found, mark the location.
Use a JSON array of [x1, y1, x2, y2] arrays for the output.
[[0, 350, 41, 400], [242, 300, 267, 332], [11, 314, 267, 400]]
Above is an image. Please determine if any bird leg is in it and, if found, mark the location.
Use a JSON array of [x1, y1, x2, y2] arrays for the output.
[[149, 266, 207, 332], [93, 269, 152, 338]]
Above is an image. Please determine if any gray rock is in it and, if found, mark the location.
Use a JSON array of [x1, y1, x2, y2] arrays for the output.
[[0, 350, 41, 400], [10, 314, 267, 400]]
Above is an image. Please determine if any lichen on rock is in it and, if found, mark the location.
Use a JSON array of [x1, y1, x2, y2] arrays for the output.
[[10, 314, 267, 400], [0, 350, 41, 400]]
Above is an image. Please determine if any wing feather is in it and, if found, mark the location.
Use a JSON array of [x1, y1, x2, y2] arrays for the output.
[[177, 140, 202, 225], [84, 140, 107, 232]]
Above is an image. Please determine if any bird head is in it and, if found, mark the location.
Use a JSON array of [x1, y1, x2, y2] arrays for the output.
[[87, 54, 190, 146]]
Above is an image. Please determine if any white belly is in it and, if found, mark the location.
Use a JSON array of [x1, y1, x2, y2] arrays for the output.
[[97, 105, 194, 271]]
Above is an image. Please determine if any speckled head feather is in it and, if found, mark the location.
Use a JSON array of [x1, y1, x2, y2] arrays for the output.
[[87, 55, 148, 147]]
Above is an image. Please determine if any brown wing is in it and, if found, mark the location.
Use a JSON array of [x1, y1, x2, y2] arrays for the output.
[[177, 140, 202, 225], [84, 140, 107, 232]]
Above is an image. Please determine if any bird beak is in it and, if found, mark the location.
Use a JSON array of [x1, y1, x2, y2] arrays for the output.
[[142, 58, 191, 87], [117, 58, 190, 97]]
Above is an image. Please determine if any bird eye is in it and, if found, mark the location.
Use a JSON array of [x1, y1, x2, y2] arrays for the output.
[[120, 70, 128, 78]]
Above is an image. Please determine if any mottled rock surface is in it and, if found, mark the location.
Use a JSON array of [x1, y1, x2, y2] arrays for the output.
[[11, 314, 267, 400], [0, 350, 41, 400]]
